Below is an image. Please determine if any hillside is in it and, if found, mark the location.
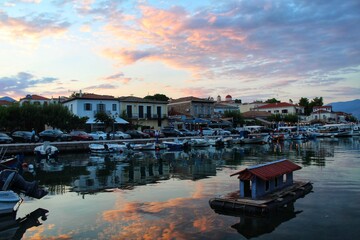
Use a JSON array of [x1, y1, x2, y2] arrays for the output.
[[0, 96, 16, 102], [327, 99, 360, 119]]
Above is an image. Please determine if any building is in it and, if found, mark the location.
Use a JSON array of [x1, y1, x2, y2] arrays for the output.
[[19, 94, 53, 106], [168, 96, 215, 119], [0, 100, 13, 107], [118, 96, 169, 129], [239, 102, 267, 113], [307, 105, 349, 123], [254, 102, 304, 115], [230, 159, 301, 199], [62, 93, 128, 131]]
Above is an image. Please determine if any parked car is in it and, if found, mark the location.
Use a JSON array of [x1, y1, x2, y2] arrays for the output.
[[143, 129, 165, 138], [89, 131, 107, 140], [125, 130, 150, 139], [70, 131, 94, 141], [39, 129, 72, 142], [212, 128, 231, 136], [161, 127, 184, 137], [223, 127, 239, 134], [201, 127, 215, 136], [111, 131, 132, 139], [178, 129, 197, 136], [0, 133, 14, 144], [11, 131, 39, 143]]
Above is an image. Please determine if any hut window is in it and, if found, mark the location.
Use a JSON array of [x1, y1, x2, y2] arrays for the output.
[[283, 174, 287, 183], [265, 181, 270, 191], [275, 177, 278, 187]]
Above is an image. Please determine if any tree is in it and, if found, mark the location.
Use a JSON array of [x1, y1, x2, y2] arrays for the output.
[[299, 97, 311, 115], [144, 94, 169, 102], [223, 110, 244, 127], [265, 98, 280, 103], [94, 111, 114, 131]]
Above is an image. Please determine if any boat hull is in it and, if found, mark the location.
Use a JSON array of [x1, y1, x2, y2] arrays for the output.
[[0, 191, 21, 215]]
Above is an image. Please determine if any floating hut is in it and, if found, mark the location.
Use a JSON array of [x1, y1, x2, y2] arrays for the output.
[[209, 159, 312, 216]]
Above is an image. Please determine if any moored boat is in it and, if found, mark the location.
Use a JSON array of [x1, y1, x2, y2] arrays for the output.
[[34, 142, 59, 160]]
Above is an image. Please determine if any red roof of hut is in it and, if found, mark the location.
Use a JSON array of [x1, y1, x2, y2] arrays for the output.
[[230, 159, 301, 181]]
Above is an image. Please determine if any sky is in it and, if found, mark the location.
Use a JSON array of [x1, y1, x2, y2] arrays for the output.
[[0, 0, 359, 104]]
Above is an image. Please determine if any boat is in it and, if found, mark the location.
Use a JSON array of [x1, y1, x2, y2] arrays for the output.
[[163, 139, 190, 151], [130, 142, 167, 151], [89, 143, 131, 154], [34, 142, 59, 160], [209, 159, 312, 216], [316, 124, 353, 138], [189, 138, 210, 147], [0, 190, 22, 215], [239, 134, 269, 144]]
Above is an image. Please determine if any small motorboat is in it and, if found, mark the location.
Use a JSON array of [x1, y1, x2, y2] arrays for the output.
[[163, 139, 190, 151], [34, 142, 59, 160], [89, 143, 130, 154], [189, 138, 210, 147]]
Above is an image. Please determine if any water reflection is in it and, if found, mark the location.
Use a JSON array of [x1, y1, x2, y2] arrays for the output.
[[18, 137, 360, 239], [24, 138, 358, 196], [228, 203, 302, 239], [0, 208, 48, 240]]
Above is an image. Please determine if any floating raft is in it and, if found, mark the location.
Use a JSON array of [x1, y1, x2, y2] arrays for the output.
[[209, 181, 313, 216]]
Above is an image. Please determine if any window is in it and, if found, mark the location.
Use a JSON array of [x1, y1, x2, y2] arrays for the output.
[[84, 103, 92, 111], [127, 105, 132, 118], [275, 177, 278, 187], [282, 109, 288, 113], [147, 106, 151, 118], [157, 106, 162, 118], [139, 106, 144, 118], [112, 104, 117, 111], [97, 103, 106, 112], [283, 174, 287, 183]]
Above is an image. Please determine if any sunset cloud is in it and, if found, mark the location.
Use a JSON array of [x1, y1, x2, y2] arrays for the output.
[[0, 11, 70, 39], [0, 0, 359, 103]]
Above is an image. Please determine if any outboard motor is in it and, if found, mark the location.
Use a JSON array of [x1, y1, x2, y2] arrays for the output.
[[0, 169, 48, 199]]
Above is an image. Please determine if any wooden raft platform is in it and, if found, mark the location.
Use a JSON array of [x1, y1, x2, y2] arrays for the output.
[[209, 181, 313, 216]]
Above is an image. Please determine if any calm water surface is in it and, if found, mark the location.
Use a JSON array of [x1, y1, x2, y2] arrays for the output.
[[15, 137, 360, 239]]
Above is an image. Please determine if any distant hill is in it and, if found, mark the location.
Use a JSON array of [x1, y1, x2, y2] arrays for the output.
[[0, 96, 16, 102], [327, 99, 360, 120]]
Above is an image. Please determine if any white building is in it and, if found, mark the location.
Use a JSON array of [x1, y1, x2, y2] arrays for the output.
[[254, 102, 304, 115], [62, 93, 128, 130]]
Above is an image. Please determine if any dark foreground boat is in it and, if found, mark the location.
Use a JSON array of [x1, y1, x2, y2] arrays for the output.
[[209, 159, 313, 216]]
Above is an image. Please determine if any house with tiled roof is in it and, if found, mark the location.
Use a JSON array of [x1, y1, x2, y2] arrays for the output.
[[62, 92, 128, 130], [307, 105, 348, 123], [19, 94, 52, 106], [254, 102, 304, 115], [0, 100, 13, 107], [118, 96, 169, 129]]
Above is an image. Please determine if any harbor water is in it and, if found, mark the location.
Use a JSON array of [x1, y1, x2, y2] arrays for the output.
[[14, 137, 360, 239]]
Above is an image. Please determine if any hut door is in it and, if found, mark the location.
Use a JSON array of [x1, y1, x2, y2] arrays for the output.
[[244, 180, 251, 197]]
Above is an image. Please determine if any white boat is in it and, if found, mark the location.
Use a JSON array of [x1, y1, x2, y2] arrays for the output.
[[0, 190, 21, 215], [240, 134, 269, 144], [89, 143, 130, 154], [163, 139, 190, 150], [189, 138, 210, 147], [34, 142, 59, 160], [130, 142, 167, 151]]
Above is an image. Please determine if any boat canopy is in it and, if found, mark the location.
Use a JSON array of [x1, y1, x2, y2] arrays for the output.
[[230, 159, 301, 181]]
